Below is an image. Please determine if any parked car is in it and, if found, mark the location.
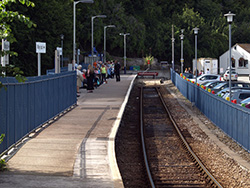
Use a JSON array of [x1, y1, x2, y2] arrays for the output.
[[240, 97, 250, 109], [217, 87, 250, 98], [240, 97, 250, 105], [203, 81, 224, 89], [183, 73, 194, 79], [212, 82, 250, 94], [223, 69, 238, 81], [190, 74, 222, 85], [222, 89, 250, 104]]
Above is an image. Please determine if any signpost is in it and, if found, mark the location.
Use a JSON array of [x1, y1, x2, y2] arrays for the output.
[[77, 49, 80, 65], [36, 42, 46, 76], [55, 49, 60, 74]]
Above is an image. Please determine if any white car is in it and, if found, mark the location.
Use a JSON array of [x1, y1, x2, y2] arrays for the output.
[[223, 70, 238, 81], [190, 74, 222, 85]]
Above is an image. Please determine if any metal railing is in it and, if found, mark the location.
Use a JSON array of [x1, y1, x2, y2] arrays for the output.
[[171, 69, 250, 151], [0, 71, 77, 155]]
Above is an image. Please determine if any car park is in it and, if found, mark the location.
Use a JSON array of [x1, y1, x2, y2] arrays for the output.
[[212, 82, 250, 94], [190, 74, 222, 85], [223, 69, 238, 81], [222, 89, 250, 104]]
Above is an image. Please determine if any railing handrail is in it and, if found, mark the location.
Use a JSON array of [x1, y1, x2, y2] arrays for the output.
[[0, 72, 77, 155]]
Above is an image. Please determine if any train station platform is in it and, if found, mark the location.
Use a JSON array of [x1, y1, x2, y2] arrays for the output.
[[0, 74, 136, 188]]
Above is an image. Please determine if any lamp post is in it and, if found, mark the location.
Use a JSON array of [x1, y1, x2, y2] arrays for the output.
[[224, 11, 235, 102], [73, 0, 94, 71], [193, 27, 199, 84], [104, 25, 116, 64], [171, 38, 175, 71], [119, 33, 130, 74], [171, 25, 175, 71], [60, 34, 64, 67], [91, 15, 106, 65], [180, 29, 184, 73]]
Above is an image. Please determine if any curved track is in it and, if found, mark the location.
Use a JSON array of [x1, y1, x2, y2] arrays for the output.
[[140, 86, 223, 188]]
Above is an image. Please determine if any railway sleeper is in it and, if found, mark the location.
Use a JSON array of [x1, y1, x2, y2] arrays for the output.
[[154, 181, 207, 188]]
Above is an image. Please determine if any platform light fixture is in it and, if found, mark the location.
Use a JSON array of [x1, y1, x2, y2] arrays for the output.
[[224, 11, 235, 101], [119, 33, 130, 74], [180, 29, 184, 73], [104, 25, 116, 64], [91, 15, 107, 65], [193, 27, 199, 84], [73, 0, 94, 70]]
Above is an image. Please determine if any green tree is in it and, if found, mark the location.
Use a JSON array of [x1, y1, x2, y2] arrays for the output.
[[5, 0, 250, 72], [10, 0, 72, 76], [0, 0, 35, 86]]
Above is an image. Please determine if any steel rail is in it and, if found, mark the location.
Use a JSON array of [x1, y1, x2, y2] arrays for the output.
[[140, 87, 155, 188], [156, 87, 223, 188]]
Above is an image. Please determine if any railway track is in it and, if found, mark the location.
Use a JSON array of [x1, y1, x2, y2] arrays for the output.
[[140, 86, 223, 188]]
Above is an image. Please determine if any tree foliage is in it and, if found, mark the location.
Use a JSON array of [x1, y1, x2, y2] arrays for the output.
[[0, 0, 34, 87], [4, 0, 250, 75]]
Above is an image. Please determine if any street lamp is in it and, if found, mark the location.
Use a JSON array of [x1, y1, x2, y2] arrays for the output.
[[91, 15, 107, 65], [193, 27, 199, 84], [104, 25, 116, 64], [73, 0, 94, 70], [171, 37, 175, 71], [180, 29, 184, 73], [60, 34, 64, 67], [119, 33, 130, 74], [224, 11, 235, 102], [171, 25, 175, 71]]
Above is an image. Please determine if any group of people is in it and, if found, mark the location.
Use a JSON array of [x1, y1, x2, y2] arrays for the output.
[[76, 60, 121, 96], [184, 67, 210, 76]]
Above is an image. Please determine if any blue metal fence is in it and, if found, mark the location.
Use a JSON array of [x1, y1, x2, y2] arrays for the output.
[[0, 71, 77, 155], [171, 69, 250, 151]]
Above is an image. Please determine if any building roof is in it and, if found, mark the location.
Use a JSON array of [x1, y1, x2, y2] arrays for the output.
[[237, 44, 250, 54]]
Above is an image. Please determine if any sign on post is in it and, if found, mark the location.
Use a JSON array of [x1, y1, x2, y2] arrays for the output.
[[36, 42, 46, 76], [36, 42, 46, 53], [56, 47, 62, 56], [3, 41, 10, 51], [1, 39, 10, 67]]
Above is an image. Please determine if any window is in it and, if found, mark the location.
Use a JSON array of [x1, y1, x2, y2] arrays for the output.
[[232, 58, 235, 67], [244, 60, 248, 68], [200, 76, 206, 81], [235, 83, 244, 87], [210, 76, 218, 79], [239, 93, 250, 99], [238, 57, 248, 68]]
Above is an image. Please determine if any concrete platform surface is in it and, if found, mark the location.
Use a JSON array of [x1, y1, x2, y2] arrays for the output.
[[0, 75, 136, 188]]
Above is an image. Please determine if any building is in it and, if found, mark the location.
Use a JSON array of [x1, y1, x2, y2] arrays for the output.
[[219, 43, 250, 75], [192, 58, 218, 74]]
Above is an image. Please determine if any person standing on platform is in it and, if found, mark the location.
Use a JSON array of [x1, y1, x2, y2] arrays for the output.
[[114, 60, 121, 82], [101, 64, 107, 84], [76, 65, 84, 96], [86, 64, 94, 93]]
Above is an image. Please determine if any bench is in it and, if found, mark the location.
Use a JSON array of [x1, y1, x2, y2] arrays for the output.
[[137, 72, 158, 79]]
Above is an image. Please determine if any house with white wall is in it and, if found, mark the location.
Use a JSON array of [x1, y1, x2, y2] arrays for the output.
[[219, 43, 250, 75]]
